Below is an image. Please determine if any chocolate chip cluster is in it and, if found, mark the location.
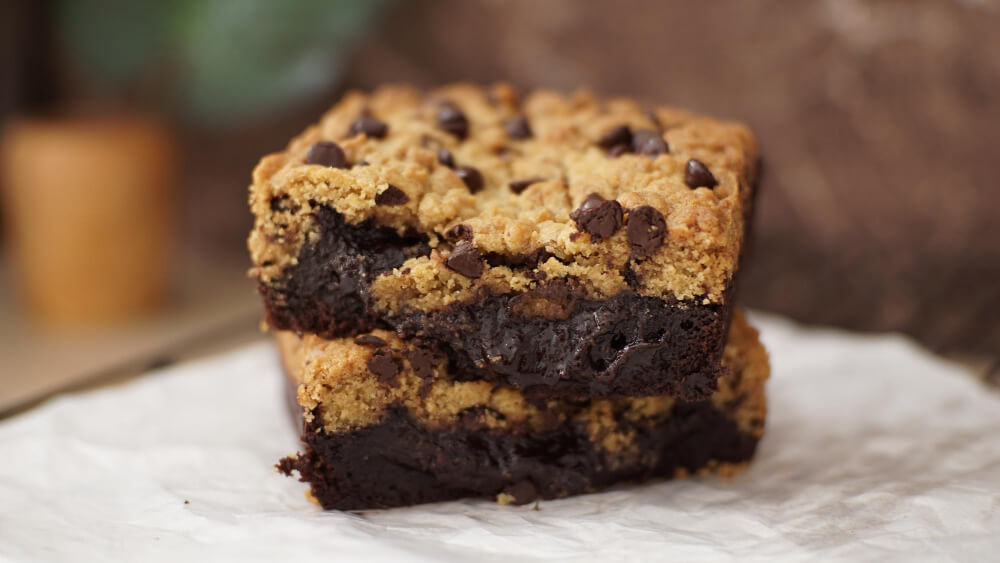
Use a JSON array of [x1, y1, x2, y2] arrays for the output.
[[569, 193, 667, 259]]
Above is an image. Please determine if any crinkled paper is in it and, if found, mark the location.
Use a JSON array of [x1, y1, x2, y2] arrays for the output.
[[1, 313, 997, 562]]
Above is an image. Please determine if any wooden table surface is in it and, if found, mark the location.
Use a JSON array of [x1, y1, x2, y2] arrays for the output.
[[0, 255, 265, 417]]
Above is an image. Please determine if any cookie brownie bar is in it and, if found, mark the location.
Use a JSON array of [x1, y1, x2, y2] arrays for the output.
[[250, 83, 759, 399], [276, 310, 768, 510]]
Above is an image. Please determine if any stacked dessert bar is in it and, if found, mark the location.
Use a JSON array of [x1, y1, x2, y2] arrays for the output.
[[249, 83, 768, 510]]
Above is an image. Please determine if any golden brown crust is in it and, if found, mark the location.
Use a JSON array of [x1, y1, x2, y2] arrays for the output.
[[249, 83, 758, 311], [277, 309, 768, 449]]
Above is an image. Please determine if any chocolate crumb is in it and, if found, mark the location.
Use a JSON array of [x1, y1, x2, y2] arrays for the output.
[[437, 147, 455, 168], [445, 241, 484, 278], [632, 129, 669, 156], [275, 458, 296, 476], [437, 101, 469, 140], [454, 165, 484, 193], [445, 224, 473, 241], [504, 115, 532, 139], [354, 334, 387, 347], [305, 141, 348, 168], [685, 159, 718, 188], [570, 193, 623, 241], [503, 480, 538, 506], [374, 184, 409, 206], [509, 177, 544, 194], [367, 349, 400, 383], [627, 205, 668, 258], [348, 115, 388, 139]]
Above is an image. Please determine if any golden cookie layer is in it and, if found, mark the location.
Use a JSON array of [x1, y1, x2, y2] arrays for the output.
[[249, 83, 758, 310]]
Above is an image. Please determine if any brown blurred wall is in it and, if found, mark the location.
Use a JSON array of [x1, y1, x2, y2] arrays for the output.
[[335, 0, 1000, 357], [3, 0, 995, 361]]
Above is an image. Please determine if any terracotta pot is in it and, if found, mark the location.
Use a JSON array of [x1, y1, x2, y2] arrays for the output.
[[1, 115, 176, 326]]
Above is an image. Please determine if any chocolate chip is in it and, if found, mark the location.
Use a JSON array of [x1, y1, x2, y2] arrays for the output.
[[445, 241, 483, 278], [684, 159, 718, 188], [305, 141, 348, 168], [354, 334, 387, 347], [570, 193, 623, 241], [632, 129, 669, 156], [445, 224, 473, 240], [504, 115, 532, 139], [437, 147, 455, 168], [525, 247, 554, 269], [405, 346, 438, 380], [627, 205, 667, 258], [348, 115, 388, 139], [509, 177, 543, 194], [502, 480, 538, 505], [374, 184, 409, 205], [366, 349, 400, 383], [597, 125, 632, 150], [454, 165, 484, 193], [437, 101, 468, 140]]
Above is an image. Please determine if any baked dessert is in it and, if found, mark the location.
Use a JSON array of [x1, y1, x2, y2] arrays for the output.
[[249, 83, 759, 399], [276, 310, 768, 510]]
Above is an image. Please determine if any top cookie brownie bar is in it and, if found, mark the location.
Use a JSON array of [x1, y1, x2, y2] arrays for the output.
[[249, 83, 759, 400]]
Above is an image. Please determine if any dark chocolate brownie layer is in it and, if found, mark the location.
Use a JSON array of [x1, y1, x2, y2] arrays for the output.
[[394, 289, 732, 399], [260, 206, 430, 336], [262, 206, 732, 400], [280, 403, 758, 511]]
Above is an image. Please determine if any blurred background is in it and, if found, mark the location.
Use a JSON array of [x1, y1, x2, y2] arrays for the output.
[[1, 0, 997, 413]]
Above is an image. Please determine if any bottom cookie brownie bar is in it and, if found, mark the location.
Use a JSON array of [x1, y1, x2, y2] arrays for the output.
[[276, 310, 769, 511]]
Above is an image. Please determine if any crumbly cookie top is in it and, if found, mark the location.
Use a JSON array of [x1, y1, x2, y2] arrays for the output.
[[250, 83, 758, 304], [278, 309, 768, 445]]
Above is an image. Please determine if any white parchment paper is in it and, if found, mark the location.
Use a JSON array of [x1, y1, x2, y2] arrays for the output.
[[1, 313, 998, 562]]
